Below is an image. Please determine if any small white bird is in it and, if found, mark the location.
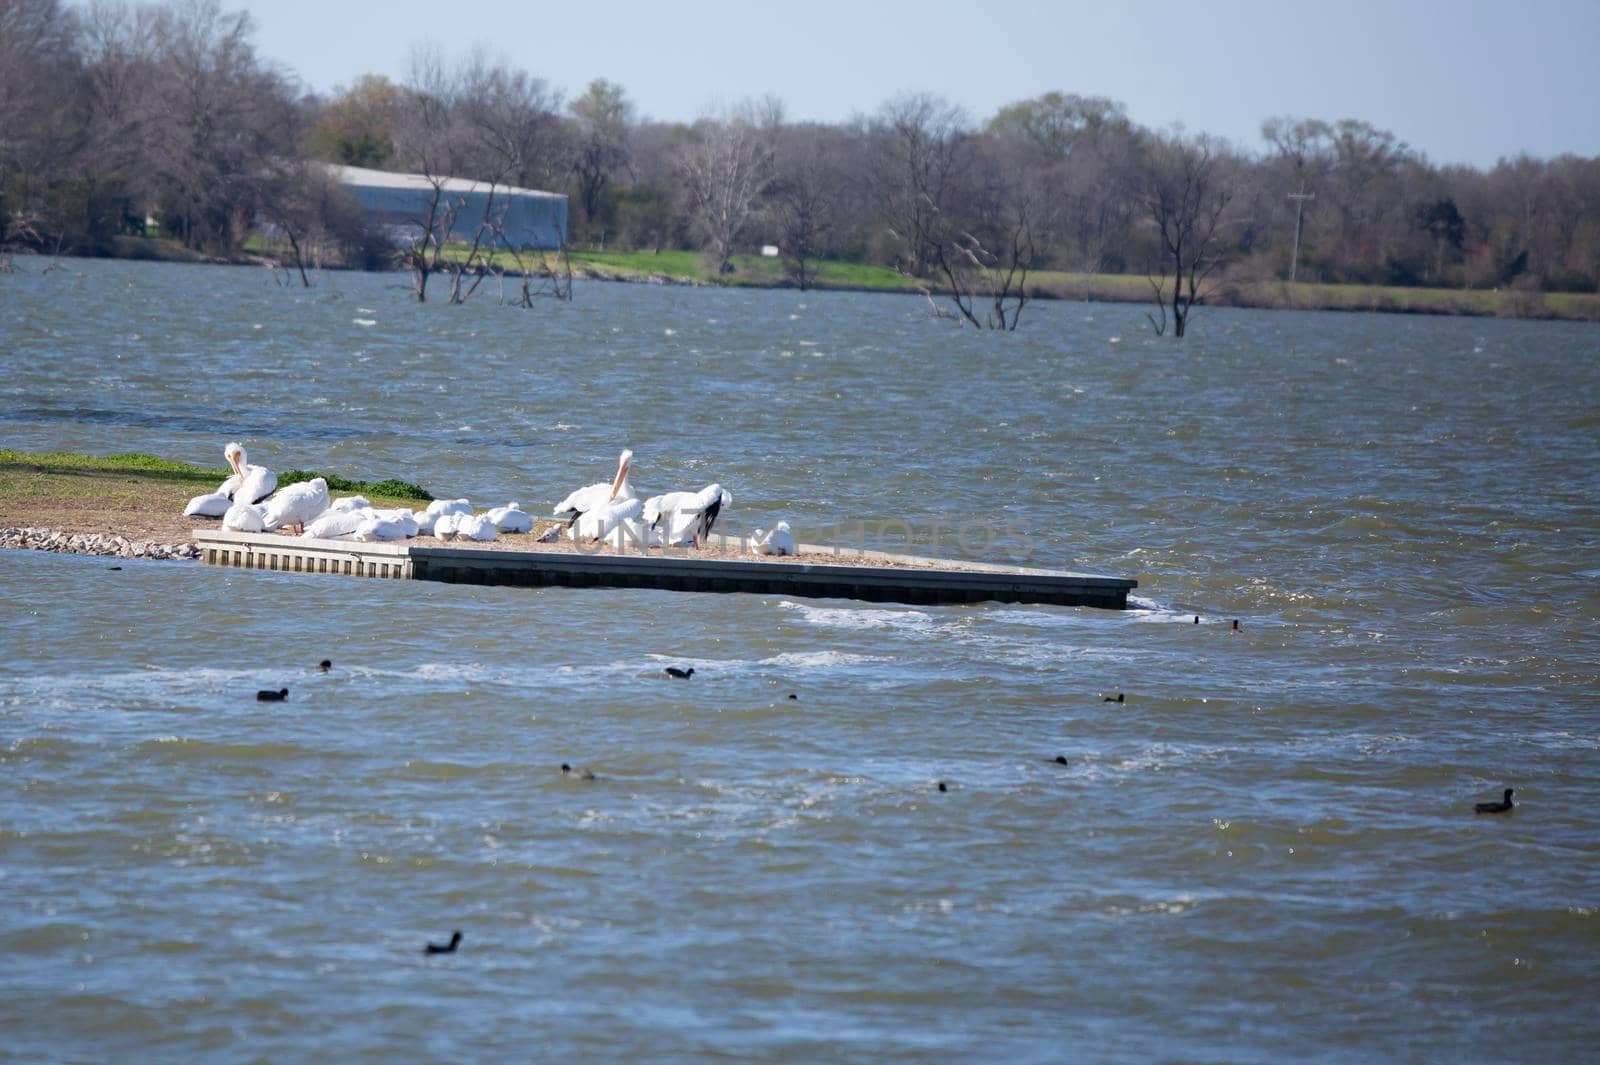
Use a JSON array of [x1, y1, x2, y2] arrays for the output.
[[261, 477, 329, 535], [751, 521, 795, 556], [220, 442, 276, 504], [554, 450, 635, 522]]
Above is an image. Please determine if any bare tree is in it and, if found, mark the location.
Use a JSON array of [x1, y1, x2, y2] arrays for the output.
[[257, 160, 376, 286], [922, 136, 1054, 331], [677, 106, 773, 274], [454, 50, 565, 190], [0, 0, 83, 249], [135, 0, 300, 253], [1261, 116, 1333, 283], [389, 47, 569, 304], [1138, 130, 1240, 337], [870, 92, 969, 278], [870, 98, 1046, 328], [768, 126, 841, 289], [390, 49, 463, 301]]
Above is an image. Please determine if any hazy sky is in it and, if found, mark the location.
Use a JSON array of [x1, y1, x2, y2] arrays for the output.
[[232, 0, 1599, 167]]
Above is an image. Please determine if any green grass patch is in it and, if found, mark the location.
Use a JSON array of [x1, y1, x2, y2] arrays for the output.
[[277, 469, 432, 501], [414, 241, 1600, 321], [0, 450, 225, 482], [0, 450, 433, 507]]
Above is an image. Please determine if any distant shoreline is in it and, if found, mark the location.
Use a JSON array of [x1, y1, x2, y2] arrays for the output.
[[7, 242, 1598, 324]]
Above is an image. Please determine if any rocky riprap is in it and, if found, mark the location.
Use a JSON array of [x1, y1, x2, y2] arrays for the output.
[[1, 527, 200, 561]]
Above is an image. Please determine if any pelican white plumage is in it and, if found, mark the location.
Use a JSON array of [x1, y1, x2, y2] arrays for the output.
[[261, 477, 329, 534], [222, 501, 267, 532], [373, 508, 419, 538], [303, 506, 370, 540], [485, 502, 534, 533], [554, 450, 635, 523], [751, 521, 795, 556], [456, 513, 499, 541], [643, 483, 732, 547], [433, 512, 462, 539], [353, 512, 415, 541], [414, 498, 471, 535], [327, 495, 370, 513], [183, 490, 232, 518], [426, 498, 474, 517], [572, 496, 643, 541], [220, 442, 276, 504]]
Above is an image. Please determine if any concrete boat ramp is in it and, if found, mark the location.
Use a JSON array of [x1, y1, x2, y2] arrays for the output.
[[193, 529, 1137, 609]]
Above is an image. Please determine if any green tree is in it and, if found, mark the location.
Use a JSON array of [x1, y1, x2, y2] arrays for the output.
[[307, 74, 401, 170], [568, 79, 634, 238], [986, 91, 1129, 160]]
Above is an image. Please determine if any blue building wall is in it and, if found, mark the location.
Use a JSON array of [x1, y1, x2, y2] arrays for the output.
[[334, 167, 568, 250]]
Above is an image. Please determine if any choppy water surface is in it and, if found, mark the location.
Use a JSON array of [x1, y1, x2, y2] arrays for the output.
[[2, 260, 1598, 1062]]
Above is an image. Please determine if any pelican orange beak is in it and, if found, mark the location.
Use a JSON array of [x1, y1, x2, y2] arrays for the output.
[[608, 449, 633, 501]]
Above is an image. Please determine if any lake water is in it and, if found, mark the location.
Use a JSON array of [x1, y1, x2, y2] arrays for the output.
[[2, 259, 1597, 1062]]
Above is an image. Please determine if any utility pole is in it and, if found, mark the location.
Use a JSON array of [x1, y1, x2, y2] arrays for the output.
[[1287, 187, 1314, 285]]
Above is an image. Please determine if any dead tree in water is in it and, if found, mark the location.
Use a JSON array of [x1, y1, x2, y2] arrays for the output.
[[500, 240, 574, 306], [1139, 130, 1238, 337]]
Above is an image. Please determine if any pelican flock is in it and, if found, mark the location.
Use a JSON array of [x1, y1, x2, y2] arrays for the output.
[[181, 443, 795, 558]]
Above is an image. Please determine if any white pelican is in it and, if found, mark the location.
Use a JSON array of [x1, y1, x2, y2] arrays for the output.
[[328, 495, 370, 513], [554, 450, 635, 525], [415, 498, 472, 535], [184, 490, 232, 518], [220, 442, 276, 504], [456, 513, 499, 541], [433, 512, 462, 539], [572, 496, 643, 542], [485, 502, 534, 533], [643, 484, 732, 547], [353, 513, 413, 541], [261, 477, 329, 534], [302, 506, 370, 540], [751, 521, 795, 556], [372, 508, 419, 537], [222, 501, 267, 532]]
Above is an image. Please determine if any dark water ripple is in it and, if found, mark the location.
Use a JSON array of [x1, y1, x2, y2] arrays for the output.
[[1, 260, 1598, 1062]]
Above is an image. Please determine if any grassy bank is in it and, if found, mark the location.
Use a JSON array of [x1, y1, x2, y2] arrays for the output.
[[531, 249, 1599, 322], [0, 450, 432, 519]]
